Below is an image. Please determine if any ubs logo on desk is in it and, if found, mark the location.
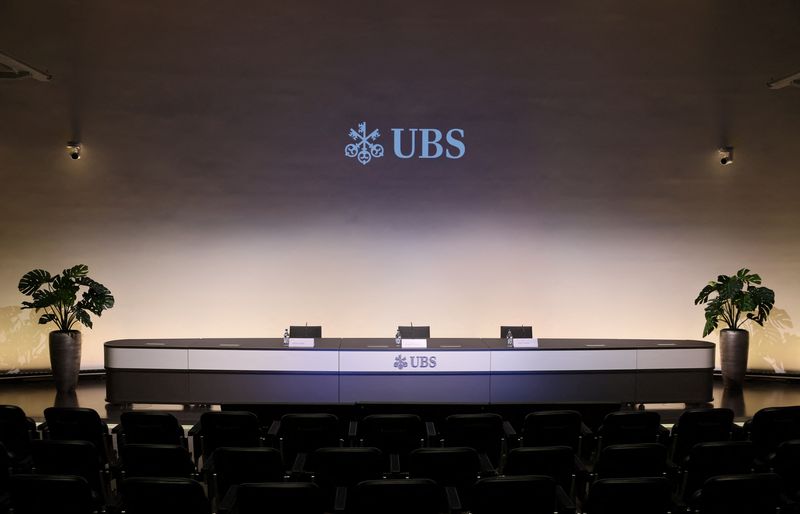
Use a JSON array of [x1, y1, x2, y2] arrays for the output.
[[393, 354, 437, 370]]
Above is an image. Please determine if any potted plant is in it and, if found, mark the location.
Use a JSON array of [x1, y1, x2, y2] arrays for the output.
[[18, 264, 114, 394], [694, 268, 775, 390]]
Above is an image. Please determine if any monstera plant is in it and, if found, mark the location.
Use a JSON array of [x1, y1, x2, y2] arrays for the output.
[[18, 264, 114, 394], [694, 268, 775, 390]]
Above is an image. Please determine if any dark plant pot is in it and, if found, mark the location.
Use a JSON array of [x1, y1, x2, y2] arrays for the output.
[[719, 329, 749, 390], [49, 330, 82, 394]]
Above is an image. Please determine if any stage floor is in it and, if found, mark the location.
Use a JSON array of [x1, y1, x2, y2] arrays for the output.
[[1, 373, 798, 425]]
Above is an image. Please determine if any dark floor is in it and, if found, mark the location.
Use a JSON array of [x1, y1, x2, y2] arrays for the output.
[[2, 373, 799, 425]]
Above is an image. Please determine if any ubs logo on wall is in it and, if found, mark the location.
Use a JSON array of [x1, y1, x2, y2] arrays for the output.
[[345, 121, 466, 165]]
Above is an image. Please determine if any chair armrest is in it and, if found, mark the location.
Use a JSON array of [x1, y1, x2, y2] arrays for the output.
[[187, 422, 202, 436], [110, 424, 123, 434], [478, 453, 497, 476], [425, 422, 437, 445], [502, 421, 519, 449], [218, 484, 238, 514], [555, 484, 576, 514], [657, 425, 670, 445], [348, 420, 358, 441], [291, 452, 307, 475], [389, 453, 401, 475], [334, 486, 348, 513], [445, 486, 462, 513]]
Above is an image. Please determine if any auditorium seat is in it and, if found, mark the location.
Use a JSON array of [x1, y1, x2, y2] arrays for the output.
[[355, 414, 428, 473], [119, 443, 196, 479], [220, 482, 324, 514], [594, 411, 668, 457], [583, 477, 673, 514], [409, 447, 486, 510], [468, 475, 575, 514], [518, 410, 591, 455], [42, 407, 114, 466], [267, 413, 341, 468], [770, 439, 800, 504], [114, 411, 185, 447], [347, 478, 449, 514], [208, 446, 285, 503], [121, 476, 211, 514], [304, 447, 384, 511], [692, 473, 783, 514], [503, 446, 586, 500], [592, 443, 670, 480], [441, 413, 512, 468], [0, 405, 36, 471], [678, 441, 756, 504], [0, 443, 9, 512], [191, 411, 262, 469], [744, 406, 800, 464], [10, 474, 97, 514], [669, 407, 736, 463], [30, 439, 109, 506]]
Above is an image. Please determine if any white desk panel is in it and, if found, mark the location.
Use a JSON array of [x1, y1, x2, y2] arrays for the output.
[[490, 349, 638, 372], [339, 351, 490, 373], [187, 349, 339, 372], [105, 347, 188, 370], [636, 348, 714, 370]]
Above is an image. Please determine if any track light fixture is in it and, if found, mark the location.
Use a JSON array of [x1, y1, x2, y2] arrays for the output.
[[719, 146, 734, 166], [66, 142, 81, 160]]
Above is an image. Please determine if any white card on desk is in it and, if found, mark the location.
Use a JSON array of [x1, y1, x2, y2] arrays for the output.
[[288, 338, 315, 348], [513, 338, 538, 348], [401, 339, 428, 349]]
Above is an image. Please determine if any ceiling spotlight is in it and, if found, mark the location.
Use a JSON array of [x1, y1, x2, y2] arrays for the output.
[[719, 146, 734, 166], [66, 142, 81, 160]]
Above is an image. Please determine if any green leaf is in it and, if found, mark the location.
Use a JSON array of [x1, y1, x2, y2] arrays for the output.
[[74, 309, 93, 329], [62, 264, 89, 279], [38, 313, 57, 325], [18, 269, 52, 295]]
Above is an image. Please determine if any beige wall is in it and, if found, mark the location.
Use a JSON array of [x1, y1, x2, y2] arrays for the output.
[[2, 222, 798, 373], [2, 1, 799, 374]]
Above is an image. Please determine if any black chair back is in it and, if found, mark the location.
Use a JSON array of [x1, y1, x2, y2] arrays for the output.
[[594, 443, 668, 479], [359, 414, 425, 455], [10, 474, 95, 514], [121, 477, 210, 514], [585, 477, 673, 514], [409, 447, 482, 490], [211, 446, 284, 500], [597, 411, 663, 449], [235, 482, 324, 514], [277, 413, 340, 464], [121, 443, 194, 478], [522, 410, 583, 451], [696, 473, 782, 514], [772, 439, 800, 499], [198, 411, 261, 460], [681, 441, 756, 501], [0, 405, 34, 467], [30, 439, 104, 498], [671, 408, 734, 462], [43, 407, 109, 464], [504, 446, 577, 494], [119, 411, 184, 446], [308, 447, 384, 488], [350, 478, 446, 514], [749, 406, 800, 456], [469, 475, 559, 514], [443, 413, 504, 467]]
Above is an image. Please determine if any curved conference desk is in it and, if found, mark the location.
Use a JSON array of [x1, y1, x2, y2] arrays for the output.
[[105, 338, 715, 405]]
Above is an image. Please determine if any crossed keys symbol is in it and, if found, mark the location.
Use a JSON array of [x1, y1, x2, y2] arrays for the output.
[[345, 122, 385, 165]]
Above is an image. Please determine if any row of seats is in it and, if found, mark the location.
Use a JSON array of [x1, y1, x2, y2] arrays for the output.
[[2, 404, 800, 513]]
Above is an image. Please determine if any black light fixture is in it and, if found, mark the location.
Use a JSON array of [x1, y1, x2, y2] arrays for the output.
[[719, 146, 733, 166], [66, 142, 81, 160]]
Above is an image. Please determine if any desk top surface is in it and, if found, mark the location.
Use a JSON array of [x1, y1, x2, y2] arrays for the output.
[[105, 338, 714, 351]]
